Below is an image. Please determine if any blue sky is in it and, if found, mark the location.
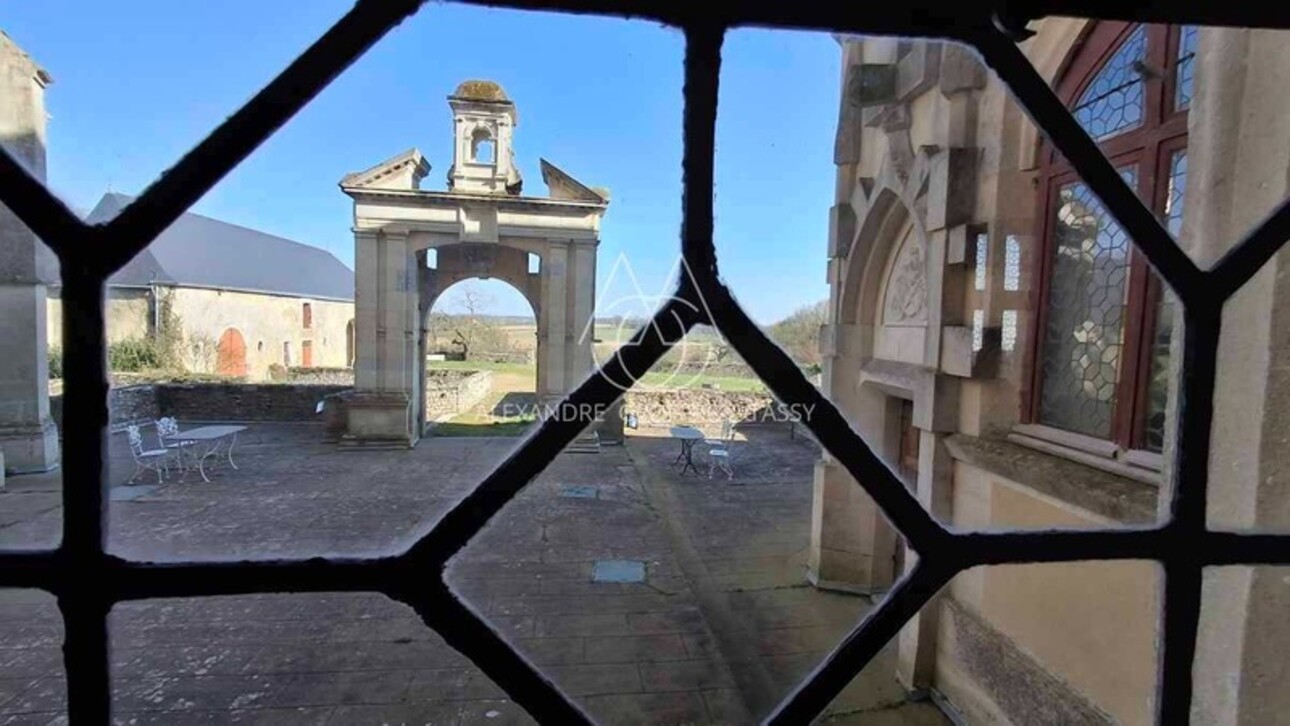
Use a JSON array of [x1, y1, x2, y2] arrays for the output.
[[3, 2, 838, 323]]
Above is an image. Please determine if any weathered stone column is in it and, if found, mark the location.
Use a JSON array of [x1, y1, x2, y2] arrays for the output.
[[343, 230, 417, 447], [538, 241, 568, 403], [1183, 27, 1290, 726], [897, 429, 954, 691], [809, 326, 899, 592], [809, 455, 899, 592], [0, 35, 58, 473], [352, 231, 380, 390]]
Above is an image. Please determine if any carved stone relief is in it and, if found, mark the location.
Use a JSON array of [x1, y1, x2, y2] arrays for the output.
[[883, 227, 929, 326]]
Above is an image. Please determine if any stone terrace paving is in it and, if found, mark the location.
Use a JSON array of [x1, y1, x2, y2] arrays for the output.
[[0, 423, 947, 725]]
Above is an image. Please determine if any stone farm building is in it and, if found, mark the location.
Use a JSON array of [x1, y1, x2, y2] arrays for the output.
[[46, 193, 356, 380]]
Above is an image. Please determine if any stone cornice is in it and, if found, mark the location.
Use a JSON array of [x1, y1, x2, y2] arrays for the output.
[[342, 186, 608, 212]]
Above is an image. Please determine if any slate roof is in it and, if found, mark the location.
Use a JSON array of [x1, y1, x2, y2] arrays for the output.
[[86, 193, 354, 301]]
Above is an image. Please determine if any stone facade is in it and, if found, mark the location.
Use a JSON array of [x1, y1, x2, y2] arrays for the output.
[[46, 286, 354, 382], [820, 23, 1290, 726], [46, 287, 151, 347], [165, 287, 352, 378]]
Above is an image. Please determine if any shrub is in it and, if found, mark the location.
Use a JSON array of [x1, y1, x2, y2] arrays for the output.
[[108, 338, 163, 372], [267, 363, 289, 381], [48, 347, 63, 379]]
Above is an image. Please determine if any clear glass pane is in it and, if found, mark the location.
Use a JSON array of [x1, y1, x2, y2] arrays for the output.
[[1002, 309, 1019, 352], [1003, 236, 1022, 292], [1175, 25, 1199, 110], [1072, 26, 1147, 141], [974, 233, 988, 292], [1037, 171, 1137, 439], [1143, 150, 1186, 453], [0, 590, 65, 722], [111, 593, 534, 723], [65, 4, 683, 562]]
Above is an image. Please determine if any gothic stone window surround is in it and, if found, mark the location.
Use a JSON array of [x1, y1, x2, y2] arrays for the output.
[[1027, 21, 1192, 456]]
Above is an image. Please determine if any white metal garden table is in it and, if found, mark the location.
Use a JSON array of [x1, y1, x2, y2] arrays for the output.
[[164, 425, 246, 483]]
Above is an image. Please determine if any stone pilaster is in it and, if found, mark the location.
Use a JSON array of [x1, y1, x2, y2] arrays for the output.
[[0, 34, 58, 473]]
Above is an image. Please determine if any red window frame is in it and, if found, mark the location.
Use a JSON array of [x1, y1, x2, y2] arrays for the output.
[[1024, 21, 1191, 452]]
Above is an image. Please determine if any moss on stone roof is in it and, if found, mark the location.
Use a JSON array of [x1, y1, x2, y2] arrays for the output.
[[452, 79, 509, 102]]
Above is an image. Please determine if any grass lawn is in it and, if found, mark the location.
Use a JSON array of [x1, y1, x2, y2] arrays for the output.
[[431, 419, 534, 437], [426, 359, 533, 376], [635, 371, 766, 392], [429, 359, 767, 392]]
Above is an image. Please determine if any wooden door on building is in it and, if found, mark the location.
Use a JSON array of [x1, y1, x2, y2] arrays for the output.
[[898, 399, 920, 486], [894, 398, 919, 576], [216, 328, 247, 377], [301, 340, 313, 368]]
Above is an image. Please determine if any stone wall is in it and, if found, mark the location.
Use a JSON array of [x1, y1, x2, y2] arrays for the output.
[[623, 390, 778, 426], [50, 384, 161, 432], [158, 384, 350, 422], [285, 367, 355, 385], [47, 288, 152, 348], [51, 383, 350, 432], [424, 370, 493, 421]]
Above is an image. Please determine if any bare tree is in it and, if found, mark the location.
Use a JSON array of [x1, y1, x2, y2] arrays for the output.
[[767, 300, 828, 370], [439, 283, 512, 361]]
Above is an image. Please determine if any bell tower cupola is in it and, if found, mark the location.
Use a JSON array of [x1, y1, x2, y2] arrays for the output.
[[447, 79, 522, 195]]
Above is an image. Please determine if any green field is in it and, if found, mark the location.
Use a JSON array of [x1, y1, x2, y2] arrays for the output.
[[428, 359, 764, 392]]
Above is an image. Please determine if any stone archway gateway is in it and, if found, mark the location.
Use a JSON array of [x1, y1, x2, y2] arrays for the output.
[[340, 80, 617, 448]]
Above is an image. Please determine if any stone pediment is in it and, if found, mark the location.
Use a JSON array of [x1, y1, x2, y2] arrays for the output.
[[340, 148, 431, 191], [540, 159, 609, 204]]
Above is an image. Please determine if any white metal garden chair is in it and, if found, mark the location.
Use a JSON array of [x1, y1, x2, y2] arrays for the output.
[[155, 417, 196, 475], [705, 420, 736, 480], [127, 424, 173, 484]]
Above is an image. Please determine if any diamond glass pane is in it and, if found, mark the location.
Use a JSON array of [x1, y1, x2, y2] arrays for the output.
[[974, 233, 987, 291], [1144, 150, 1187, 452], [1073, 26, 1147, 141], [1004, 236, 1021, 291], [1038, 170, 1137, 438], [1176, 25, 1199, 110]]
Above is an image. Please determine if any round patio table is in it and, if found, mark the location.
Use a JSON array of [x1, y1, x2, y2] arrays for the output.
[[669, 425, 704, 476]]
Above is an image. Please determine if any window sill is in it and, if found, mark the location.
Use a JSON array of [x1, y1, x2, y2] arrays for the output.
[[1008, 424, 1162, 486], [946, 434, 1159, 525]]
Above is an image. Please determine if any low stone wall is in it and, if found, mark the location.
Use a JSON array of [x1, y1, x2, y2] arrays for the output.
[[424, 370, 493, 421], [50, 383, 350, 433], [623, 390, 778, 426], [285, 367, 355, 385], [50, 384, 161, 432], [158, 384, 350, 422]]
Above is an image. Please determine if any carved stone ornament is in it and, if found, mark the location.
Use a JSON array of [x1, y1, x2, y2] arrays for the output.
[[883, 230, 929, 325]]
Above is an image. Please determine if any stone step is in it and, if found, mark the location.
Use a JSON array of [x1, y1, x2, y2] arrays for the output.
[[565, 431, 601, 454]]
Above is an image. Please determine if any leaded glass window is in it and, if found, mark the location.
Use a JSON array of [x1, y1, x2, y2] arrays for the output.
[[1033, 23, 1193, 453], [1175, 26, 1198, 110], [1039, 173, 1135, 437], [1072, 26, 1147, 141]]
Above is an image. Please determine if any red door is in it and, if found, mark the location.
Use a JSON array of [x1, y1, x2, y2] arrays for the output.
[[216, 328, 247, 376], [301, 340, 313, 368]]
